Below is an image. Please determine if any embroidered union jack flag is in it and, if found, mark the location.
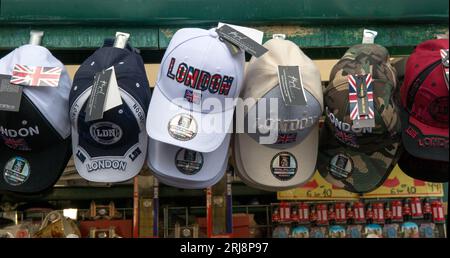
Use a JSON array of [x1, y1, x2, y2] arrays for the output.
[[334, 130, 358, 147], [441, 49, 449, 88], [275, 133, 297, 144], [10, 64, 61, 87], [348, 74, 374, 121], [184, 89, 201, 104], [2, 136, 31, 151]]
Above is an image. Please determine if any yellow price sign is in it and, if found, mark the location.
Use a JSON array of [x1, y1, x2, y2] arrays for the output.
[[278, 171, 359, 200], [363, 166, 444, 198]]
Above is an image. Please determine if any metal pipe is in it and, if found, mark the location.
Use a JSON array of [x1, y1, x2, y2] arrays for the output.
[[113, 32, 130, 49], [29, 30, 44, 45]]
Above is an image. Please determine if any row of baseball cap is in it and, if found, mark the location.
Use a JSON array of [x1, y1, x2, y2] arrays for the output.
[[0, 28, 448, 194], [236, 37, 448, 193]]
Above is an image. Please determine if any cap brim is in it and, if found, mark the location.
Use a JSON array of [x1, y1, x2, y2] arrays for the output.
[[147, 86, 232, 153], [148, 134, 230, 184], [398, 151, 448, 183], [72, 117, 148, 183], [71, 87, 148, 183], [401, 109, 449, 162], [317, 127, 400, 193], [234, 123, 319, 190], [233, 136, 296, 192], [0, 138, 71, 193], [149, 149, 227, 189], [153, 163, 226, 189], [73, 141, 147, 183]]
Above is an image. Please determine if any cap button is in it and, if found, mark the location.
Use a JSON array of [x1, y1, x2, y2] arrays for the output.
[[209, 29, 218, 38]]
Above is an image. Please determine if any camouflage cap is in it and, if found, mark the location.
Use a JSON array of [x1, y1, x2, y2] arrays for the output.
[[317, 44, 402, 193]]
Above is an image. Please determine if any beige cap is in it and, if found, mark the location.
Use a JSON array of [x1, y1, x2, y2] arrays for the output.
[[234, 38, 323, 191]]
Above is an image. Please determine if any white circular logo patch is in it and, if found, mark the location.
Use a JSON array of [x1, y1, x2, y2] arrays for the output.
[[168, 114, 198, 141], [175, 148, 203, 175], [329, 153, 353, 180], [3, 157, 30, 186], [270, 152, 297, 181], [89, 122, 123, 145]]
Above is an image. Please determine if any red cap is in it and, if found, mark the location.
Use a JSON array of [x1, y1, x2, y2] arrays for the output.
[[400, 39, 449, 162]]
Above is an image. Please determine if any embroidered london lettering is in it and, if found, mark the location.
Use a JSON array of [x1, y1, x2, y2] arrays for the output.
[[406, 125, 449, 149], [86, 160, 127, 172], [259, 117, 318, 132], [166, 58, 234, 96], [418, 137, 449, 148], [0, 125, 40, 138], [326, 107, 372, 134], [132, 103, 146, 122]]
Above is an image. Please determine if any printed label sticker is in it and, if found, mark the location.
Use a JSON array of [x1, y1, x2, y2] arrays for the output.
[[175, 148, 204, 175], [3, 156, 30, 186], [329, 153, 353, 180], [270, 152, 297, 181], [168, 114, 198, 141]]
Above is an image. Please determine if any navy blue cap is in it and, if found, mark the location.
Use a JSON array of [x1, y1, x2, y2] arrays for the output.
[[69, 39, 151, 183]]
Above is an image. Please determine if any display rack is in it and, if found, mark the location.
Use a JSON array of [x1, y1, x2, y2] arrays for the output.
[[0, 0, 448, 62], [0, 0, 448, 238]]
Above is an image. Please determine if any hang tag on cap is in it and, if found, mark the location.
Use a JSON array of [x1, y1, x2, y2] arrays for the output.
[[362, 29, 378, 44], [220, 38, 241, 56], [0, 74, 23, 112], [103, 66, 122, 111], [84, 66, 122, 122], [218, 23, 256, 55], [218, 23, 264, 44], [216, 24, 268, 57], [440, 49, 449, 89], [277, 66, 307, 106], [348, 74, 375, 128], [436, 33, 449, 39]]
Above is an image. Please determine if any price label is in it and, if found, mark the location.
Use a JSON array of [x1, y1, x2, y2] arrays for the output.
[[363, 166, 444, 198], [278, 171, 358, 200]]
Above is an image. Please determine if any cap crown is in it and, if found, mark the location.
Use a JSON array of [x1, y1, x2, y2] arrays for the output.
[[157, 28, 245, 114], [70, 40, 151, 155], [0, 45, 72, 151], [0, 45, 72, 139], [401, 39, 449, 129], [325, 44, 401, 151], [241, 39, 323, 148], [69, 40, 151, 182]]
